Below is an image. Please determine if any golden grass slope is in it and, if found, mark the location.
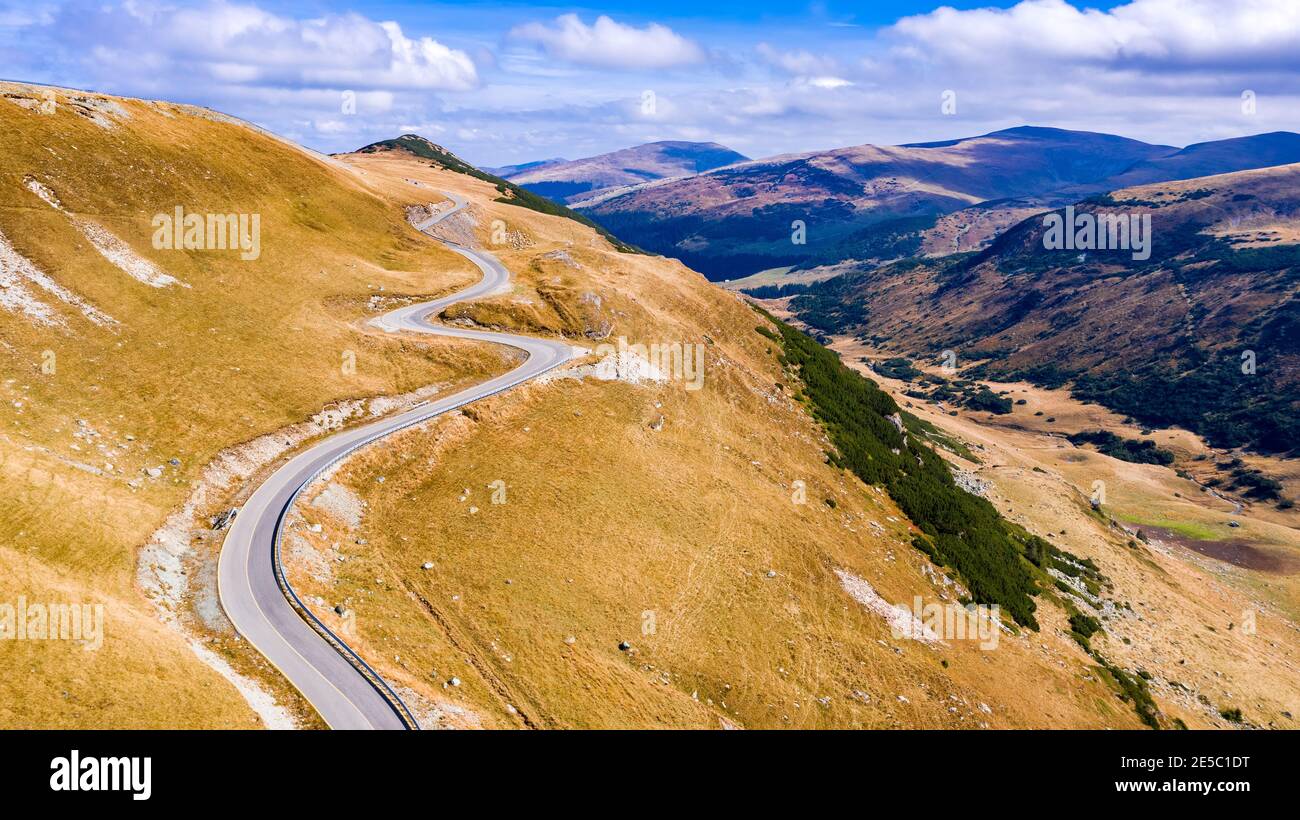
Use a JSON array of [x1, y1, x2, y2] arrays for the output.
[[2, 83, 1268, 730], [826, 335, 1300, 729], [0, 83, 508, 727], [278, 149, 1155, 729]]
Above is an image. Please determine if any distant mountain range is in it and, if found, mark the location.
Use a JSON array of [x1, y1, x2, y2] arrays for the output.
[[1073, 131, 1300, 193], [378, 128, 1300, 454], [563, 127, 1300, 280], [491, 140, 749, 205], [486, 157, 569, 178], [487, 125, 1300, 455], [788, 161, 1300, 455]]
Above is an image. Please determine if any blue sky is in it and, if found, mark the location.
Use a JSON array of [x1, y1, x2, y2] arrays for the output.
[[3, 0, 1297, 166]]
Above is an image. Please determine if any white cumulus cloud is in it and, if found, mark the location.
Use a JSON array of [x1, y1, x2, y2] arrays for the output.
[[59, 0, 479, 92], [890, 0, 1300, 71], [509, 14, 705, 71]]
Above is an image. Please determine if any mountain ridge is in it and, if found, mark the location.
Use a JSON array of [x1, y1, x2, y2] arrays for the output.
[[3, 81, 1297, 732], [356, 134, 644, 254], [579, 125, 1182, 279], [576, 126, 1300, 280], [786, 161, 1300, 456], [499, 140, 749, 204]]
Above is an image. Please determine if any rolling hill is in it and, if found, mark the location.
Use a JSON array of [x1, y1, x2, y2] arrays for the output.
[[499, 140, 748, 204], [486, 157, 568, 178], [581, 127, 1175, 279], [788, 162, 1300, 456], [0, 82, 522, 727], [1084, 132, 1300, 193], [4, 82, 1295, 731], [357, 134, 645, 254], [582, 127, 1300, 283]]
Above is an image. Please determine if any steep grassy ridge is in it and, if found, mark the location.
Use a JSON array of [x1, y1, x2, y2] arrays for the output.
[[277, 150, 1149, 729], [758, 314, 1040, 628], [358, 135, 644, 254], [0, 84, 507, 726]]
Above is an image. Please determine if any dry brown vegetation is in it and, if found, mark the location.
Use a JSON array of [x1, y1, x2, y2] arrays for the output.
[[5, 83, 1289, 730], [829, 335, 1300, 728], [280, 151, 1158, 729], [0, 83, 507, 727]]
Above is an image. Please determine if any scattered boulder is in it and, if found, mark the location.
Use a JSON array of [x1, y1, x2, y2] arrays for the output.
[[951, 469, 991, 498]]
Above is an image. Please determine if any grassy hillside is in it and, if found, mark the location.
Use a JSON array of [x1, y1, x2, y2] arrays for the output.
[[824, 334, 1300, 729], [357, 135, 644, 254], [273, 149, 1161, 730], [790, 164, 1300, 457], [582, 127, 1173, 279], [756, 312, 1041, 627], [0, 83, 508, 726], [5, 83, 1274, 731]]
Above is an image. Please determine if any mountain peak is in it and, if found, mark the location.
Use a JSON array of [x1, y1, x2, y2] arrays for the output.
[[358, 133, 457, 160], [901, 125, 1170, 151]]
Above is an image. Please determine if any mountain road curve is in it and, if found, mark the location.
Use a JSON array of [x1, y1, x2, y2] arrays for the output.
[[217, 190, 578, 729]]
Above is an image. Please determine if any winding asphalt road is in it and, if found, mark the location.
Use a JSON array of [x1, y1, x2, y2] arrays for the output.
[[217, 191, 576, 729]]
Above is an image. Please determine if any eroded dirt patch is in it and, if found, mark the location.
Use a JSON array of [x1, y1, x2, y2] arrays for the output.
[[1137, 526, 1300, 574]]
